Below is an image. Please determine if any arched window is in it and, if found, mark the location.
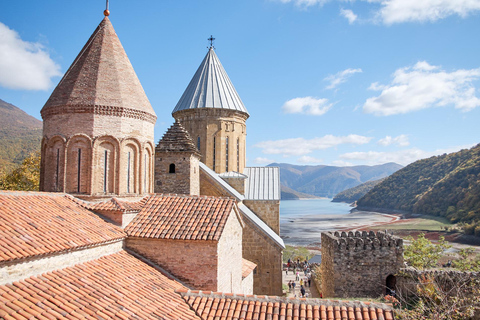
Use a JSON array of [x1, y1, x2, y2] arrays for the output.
[[197, 136, 200, 151], [169, 163, 176, 173], [225, 137, 229, 172]]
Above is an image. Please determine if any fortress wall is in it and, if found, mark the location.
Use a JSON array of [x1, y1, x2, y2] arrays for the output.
[[321, 231, 404, 298]]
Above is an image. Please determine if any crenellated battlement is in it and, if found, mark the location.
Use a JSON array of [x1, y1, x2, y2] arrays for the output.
[[323, 231, 403, 251], [321, 230, 404, 298]]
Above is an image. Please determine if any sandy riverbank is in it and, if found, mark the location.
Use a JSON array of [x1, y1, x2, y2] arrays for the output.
[[280, 210, 399, 247]]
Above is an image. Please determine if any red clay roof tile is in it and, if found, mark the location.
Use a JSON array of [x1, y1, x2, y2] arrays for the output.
[[178, 291, 394, 320], [125, 194, 235, 241], [0, 251, 199, 320], [0, 191, 125, 264]]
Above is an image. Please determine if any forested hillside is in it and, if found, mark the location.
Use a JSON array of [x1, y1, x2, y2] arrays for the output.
[[332, 178, 385, 203], [0, 99, 42, 170], [358, 144, 480, 235], [269, 162, 402, 198]]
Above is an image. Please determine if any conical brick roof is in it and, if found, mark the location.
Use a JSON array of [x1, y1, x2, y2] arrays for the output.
[[41, 17, 156, 121], [156, 121, 201, 156], [172, 48, 249, 116]]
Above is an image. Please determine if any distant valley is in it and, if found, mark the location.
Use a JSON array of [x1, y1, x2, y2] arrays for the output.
[[268, 162, 403, 199]]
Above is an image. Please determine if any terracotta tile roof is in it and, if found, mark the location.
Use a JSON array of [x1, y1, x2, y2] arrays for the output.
[[178, 290, 394, 320], [126, 194, 235, 241], [77, 196, 148, 212], [0, 251, 200, 320], [242, 258, 257, 279], [0, 191, 125, 263]]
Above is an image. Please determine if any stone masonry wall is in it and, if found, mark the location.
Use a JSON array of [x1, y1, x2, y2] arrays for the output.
[[242, 218, 283, 296], [200, 170, 233, 198], [217, 210, 244, 293], [154, 152, 199, 195], [174, 108, 248, 174], [221, 177, 245, 195], [321, 231, 404, 298], [243, 200, 280, 235], [126, 238, 218, 291]]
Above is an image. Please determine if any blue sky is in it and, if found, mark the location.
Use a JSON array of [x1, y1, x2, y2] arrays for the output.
[[1, 0, 480, 168]]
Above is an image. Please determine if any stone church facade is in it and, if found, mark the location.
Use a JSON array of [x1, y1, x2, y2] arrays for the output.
[[38, 11, 283, 296], [155, 46, 284, 296]]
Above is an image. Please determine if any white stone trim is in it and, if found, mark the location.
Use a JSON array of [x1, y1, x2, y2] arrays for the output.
[[0, 240, 124, 285]]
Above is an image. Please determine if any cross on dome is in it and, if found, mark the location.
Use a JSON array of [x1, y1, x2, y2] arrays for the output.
[[208, 35, 215, 48]]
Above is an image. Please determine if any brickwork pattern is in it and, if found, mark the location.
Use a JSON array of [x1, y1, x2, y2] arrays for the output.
[[126, 238, 218, 290], [321, 231, 404, 298], [174, 108, 248, 174], [40, 17, 155, 198], [221, 176, 246, 194]]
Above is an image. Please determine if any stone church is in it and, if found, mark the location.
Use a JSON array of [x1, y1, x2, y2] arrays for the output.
[[0, 10, 394, 320]]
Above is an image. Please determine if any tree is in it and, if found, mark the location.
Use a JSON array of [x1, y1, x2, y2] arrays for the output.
[[395, 273, 480, 320], [0, 152, 40, 191], [453, 248, 480, 272], [404, 233, 451, 269]]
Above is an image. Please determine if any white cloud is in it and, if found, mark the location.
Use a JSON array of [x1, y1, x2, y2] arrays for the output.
[[275, 0, 480, 24], [339, 144, 475, 166], [0, 22, 62, 90], [324, 68, 362, 90], [340, 9, 358, 24], [297, 156, 323, 164], [276, 0, 329, 7], [282, 96, 332, 115], [254, 157, 276, 164], [254, 134, 372, 156], [331, 160, 354, 167], [363, 61, 480, 116], [378, 134, 410, 147], [375, 0, 480, 25]]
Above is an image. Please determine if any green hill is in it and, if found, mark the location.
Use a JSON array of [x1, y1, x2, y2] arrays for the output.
[[357, 144, 480, 228], [268, 162, 402, 198], [332, 178, 385, 203], [0, 99, 42, 170]]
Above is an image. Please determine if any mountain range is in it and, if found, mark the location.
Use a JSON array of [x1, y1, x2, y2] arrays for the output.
[[0, 99, 42, 170], [268, 162, 403, 199], [358, 144, 480, 228]]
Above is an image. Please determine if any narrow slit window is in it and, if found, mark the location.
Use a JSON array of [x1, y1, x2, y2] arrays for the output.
[[213, 136, 216, 171], [226, 137, 229, 172], [237, 138, 240, 172], [169, 163, 176, 173], [127, 152, 131, 193], [197, 137, 200, 151], [104, 150, 108, 193], [77, 148, 82, 193], [55, 148, 59, 191], [144, 154, 147, 192]]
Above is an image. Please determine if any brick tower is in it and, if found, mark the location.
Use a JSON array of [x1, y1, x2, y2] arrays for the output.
[[154, 121, 201, 195], [40, 13, 157, 198], [172, 46, 249, 174]]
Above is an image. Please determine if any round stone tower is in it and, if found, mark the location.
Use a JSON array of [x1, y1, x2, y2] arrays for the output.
[[40, 15, 157, 198], [172, 47, 249, 174]]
